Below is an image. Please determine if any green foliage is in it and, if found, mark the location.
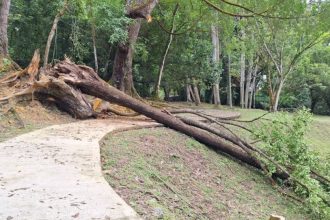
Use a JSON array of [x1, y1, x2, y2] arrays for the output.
[[254, 109, 330, 218]]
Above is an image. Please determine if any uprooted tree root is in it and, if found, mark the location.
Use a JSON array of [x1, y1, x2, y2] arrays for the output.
[[0, 50, 329, 209]]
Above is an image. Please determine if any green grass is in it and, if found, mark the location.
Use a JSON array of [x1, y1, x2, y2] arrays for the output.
[[220, 106, 330, 157], [101, 128, 311, 220]]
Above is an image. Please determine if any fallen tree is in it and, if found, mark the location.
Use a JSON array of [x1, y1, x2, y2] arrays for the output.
[[0, 52, 329, 215]]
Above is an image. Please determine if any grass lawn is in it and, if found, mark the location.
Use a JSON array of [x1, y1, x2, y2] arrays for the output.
[[101, 128, 312, 220], [222, 106, 330, 157]]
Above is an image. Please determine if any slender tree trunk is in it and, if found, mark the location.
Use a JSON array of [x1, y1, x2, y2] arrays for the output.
[[211, 25, 221, 105], [245, 59, 253, 108], [185, 75, 192, 102], [227, 55, 232, 108], [253, 86, 256, 109], [192, 78, 201, 106], [154, 4, 178, 98], [274, 79, 285, 111], [43, 0, 68, 67], [186, 86, 192, 102], [188, 84, 196, 103], [240, 52, 245, 108], [249, 73, 256, 109], [0, 0, 11, 58], [91, 21, 98, 73]]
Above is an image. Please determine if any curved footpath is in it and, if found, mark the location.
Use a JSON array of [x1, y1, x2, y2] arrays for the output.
[[0, 119, 155, 220]]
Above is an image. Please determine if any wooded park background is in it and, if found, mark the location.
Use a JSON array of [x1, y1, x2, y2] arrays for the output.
[[1, 0, 330, 114]]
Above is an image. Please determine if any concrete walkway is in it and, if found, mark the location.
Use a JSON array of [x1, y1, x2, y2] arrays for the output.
[[0, 119, 153, 220]]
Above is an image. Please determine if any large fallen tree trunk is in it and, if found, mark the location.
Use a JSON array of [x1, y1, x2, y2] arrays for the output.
[[0, 55, 259, 167], [0, 56, 329, 208], [49, 59, 261, 168]]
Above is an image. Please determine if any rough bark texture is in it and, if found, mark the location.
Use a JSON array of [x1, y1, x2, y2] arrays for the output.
[[0, 0, 11, 57], [112, 0, 157, 95], [211, 25, 221, 105], [226, 55, 233, 107], [112, 20, 141, 95], [240, 52, 245, 108]]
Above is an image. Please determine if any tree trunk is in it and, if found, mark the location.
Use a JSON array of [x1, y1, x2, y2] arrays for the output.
[[112, 0, 157, 95], [240, 52, 245, 108], [186, 84, 192, 102], [43, 0, 68, 67], [249, 74, 256, 109], [41, 60, 260, 169], [273, 79, 285, 111], [91, 21, 98, 73], [192, 79, 201, 106], [0, 0, 11, 58], [154, 3, 178, 98], [227, 55, 233, 108], [188, 84, 196, 103], [111, 19, 141, 95], [245, 60, 253, 108], [211, 25, 221, 105], [249, 65, 258, 109]]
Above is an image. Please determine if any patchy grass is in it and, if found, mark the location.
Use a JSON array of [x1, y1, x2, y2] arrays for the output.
[[101, 128, 311, 220]]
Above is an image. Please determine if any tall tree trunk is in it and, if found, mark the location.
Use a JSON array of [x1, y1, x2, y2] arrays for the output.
[[226, 55, 233, 108], [244, 59, 253, 108], [249, 73, 256, 109], [154, 3, 178, 98], [112, 0, 157, 95], [240, 52, 245, 108], [43, 0, 68, 67], [0, 0, 11, 58], [91, 21, 98, 73], [211, 25, 221, 105], [111, 19, 141, 95]]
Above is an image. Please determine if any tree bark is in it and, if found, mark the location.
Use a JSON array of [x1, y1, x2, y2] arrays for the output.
[[43, 0, 68, 67], [112, 20, 141, 95], [192, 78, 201, 106], [0, 0, 11, 58], [112, 0, 157, 95], [245, 59, 253, 108], [249, 65, 258, 109], [249, 74, 256, 109], [211, 25, 221, 105], [273, 79, 284, 111], [226, 55, 233, 108], [240, 52, 245, 108]]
